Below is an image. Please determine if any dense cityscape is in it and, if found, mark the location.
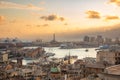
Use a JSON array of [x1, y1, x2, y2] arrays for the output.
[[0, 35, 120, 80]]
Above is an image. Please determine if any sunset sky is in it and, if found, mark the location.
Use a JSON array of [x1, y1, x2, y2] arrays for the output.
[[0, 0, 120, 41]]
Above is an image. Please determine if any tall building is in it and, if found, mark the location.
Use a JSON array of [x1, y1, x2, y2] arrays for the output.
[[53, 33, 56, 42], [50, 33, 57, 43], [89, 37, 96, 42], [115, 37, 119, 44], [105, 38, 112, 43], [83, 36, 90, 42], [96, 35, 104, 45]]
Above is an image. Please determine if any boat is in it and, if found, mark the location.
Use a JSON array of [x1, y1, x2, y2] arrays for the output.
[[45, 52, 55, 57], [95, 45, 109, 51], [60, 42, 78, 49], [85, 49, 89, 52]]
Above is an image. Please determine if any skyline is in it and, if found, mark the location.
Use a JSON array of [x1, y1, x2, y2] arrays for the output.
[[0, 0, 120, 41]]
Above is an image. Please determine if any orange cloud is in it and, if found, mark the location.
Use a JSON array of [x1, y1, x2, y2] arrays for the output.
[[0, 16, 5, 24], [36, 24, 49, 27], [105, 15, 119, 20], [43, 24, 49, 27], [59, 17, 65, 21], [86, 10, 101, 19], [40, 14, 65, 21], [0, 1, 43, 10], [109, 0, 120, 6]]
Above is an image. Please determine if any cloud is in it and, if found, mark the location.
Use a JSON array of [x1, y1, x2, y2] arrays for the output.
[[0, 1, 43, 10], [109, 0, 120, 6], [59, 17, 65, 21], [0, 15, 5, 24], [43, 24, 49, 27], [36, 24, 49, 27], [40, 14, 65, 21], [105, 15, 119, 20], [86, 10, 101, 19]]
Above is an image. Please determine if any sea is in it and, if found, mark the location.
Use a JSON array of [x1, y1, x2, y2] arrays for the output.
[[13, 47, 98, 65], [44, 47, 97, 59]]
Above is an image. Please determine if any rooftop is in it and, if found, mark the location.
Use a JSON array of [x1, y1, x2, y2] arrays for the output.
[[105, 65, 120, 75], [50, 67, 60, 73], [85, 62, 105, 69]]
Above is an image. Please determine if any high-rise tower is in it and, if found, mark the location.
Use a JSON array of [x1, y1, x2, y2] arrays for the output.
[[50, 33, 57, 43], [53, 33, 55, 42]]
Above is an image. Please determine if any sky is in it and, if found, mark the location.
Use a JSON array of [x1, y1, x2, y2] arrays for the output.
[[0, 0, 120, 41]]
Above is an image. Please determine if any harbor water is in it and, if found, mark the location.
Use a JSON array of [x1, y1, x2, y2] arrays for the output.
[[21, 47, 97, 65], [44, 47, 97, 59]]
